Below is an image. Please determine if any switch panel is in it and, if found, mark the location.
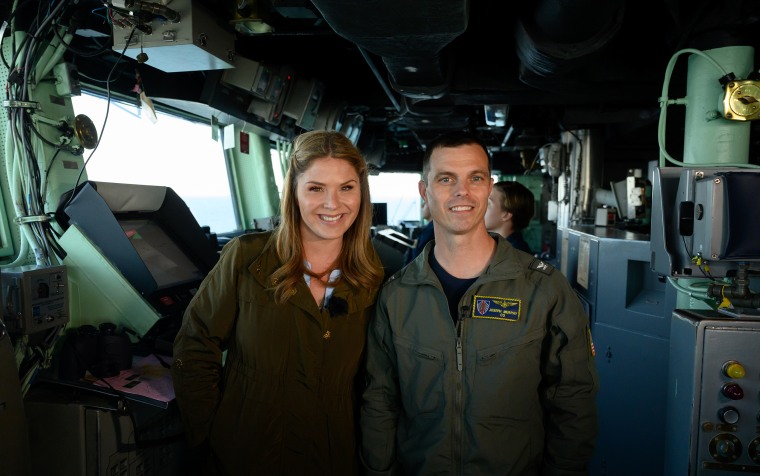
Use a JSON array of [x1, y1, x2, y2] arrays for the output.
[[1, 265, 68, 334], [665, 309, 760, 475]]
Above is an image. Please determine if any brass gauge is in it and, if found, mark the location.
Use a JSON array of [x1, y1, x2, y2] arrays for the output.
[[722, 80, 760, 121], [73, 114, 98, 149]]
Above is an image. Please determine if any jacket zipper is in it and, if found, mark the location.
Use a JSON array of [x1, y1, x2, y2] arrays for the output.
[[456, 302, 467, 371], [454, 304, 468, 476]]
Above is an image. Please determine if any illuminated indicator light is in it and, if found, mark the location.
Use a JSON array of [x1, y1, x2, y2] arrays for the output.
[[723, 360, 746, 379], [160, 295, 175, 306], [722, 382, 744, 400]]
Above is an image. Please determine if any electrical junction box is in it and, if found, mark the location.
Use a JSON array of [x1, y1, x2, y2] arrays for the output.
[[282, 77, 325, 130], [1, 264, 69, 335], [53, 62, 81, 97], [111, 0, 235, 72], [221, 56, 278, 99], [246, 65, 295, 125]]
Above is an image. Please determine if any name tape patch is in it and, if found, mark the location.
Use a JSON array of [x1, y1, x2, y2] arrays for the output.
[[472, 295, 521, 321]]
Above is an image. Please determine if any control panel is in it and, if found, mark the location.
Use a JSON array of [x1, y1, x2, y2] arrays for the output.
[[1, 265, 69, 334], [665, 309, 760, 475]]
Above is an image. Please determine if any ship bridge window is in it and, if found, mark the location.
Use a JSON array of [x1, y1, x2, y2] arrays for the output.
[[365, 172, 500, 229], [368, 172, 425, 226], [71, 91, 237, 234]]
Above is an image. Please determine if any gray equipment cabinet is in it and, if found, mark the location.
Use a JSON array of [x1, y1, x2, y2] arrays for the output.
[[558, 226, 678, 476]]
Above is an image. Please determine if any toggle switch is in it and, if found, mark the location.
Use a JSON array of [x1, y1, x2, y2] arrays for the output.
[[710, 433, 742, 463]]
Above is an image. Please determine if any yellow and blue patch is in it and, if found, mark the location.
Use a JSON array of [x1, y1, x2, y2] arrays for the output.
[[472, 295, 521, 321]]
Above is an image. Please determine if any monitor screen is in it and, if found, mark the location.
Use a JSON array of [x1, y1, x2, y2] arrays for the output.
[[372, 202, 388, 226], [119, 219, 205, 290]]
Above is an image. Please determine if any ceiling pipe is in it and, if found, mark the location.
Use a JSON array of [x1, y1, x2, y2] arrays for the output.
[[357, 46, 404, 114]]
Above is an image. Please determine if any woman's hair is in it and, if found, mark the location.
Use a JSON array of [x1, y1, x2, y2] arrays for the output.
[[270, 130, 384, 303], [493, 181, 535, 230]]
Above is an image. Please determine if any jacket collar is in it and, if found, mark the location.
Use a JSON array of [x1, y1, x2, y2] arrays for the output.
[[248, 239, 377, 315], [401, 233, 523, 286]]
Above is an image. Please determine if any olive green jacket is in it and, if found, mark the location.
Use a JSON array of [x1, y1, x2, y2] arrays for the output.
[[172, 231, 379, 475], [361, 234, 599, 476]]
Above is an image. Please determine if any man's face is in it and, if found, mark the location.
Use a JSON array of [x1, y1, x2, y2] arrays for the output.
[[419, 143, 493, 237]]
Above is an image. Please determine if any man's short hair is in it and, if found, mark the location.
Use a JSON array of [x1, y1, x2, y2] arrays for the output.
[[421, 131, 491, 183]]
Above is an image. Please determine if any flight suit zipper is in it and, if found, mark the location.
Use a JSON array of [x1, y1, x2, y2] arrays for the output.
[[454, 304, 468, 475]]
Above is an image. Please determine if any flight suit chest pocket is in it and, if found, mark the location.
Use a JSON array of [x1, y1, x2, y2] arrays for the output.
[[393, 336, 445, 417], [472, 330, 544, 418]]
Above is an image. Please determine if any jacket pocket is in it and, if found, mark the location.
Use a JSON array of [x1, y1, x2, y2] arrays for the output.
[[235, 289, 296, 357], [472, 329, 544, 419], [392, 335, 445, 417], [468, 417, 541, 474]]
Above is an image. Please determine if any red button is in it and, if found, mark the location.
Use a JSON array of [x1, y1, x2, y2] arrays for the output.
[[722, 382, 744, 400]]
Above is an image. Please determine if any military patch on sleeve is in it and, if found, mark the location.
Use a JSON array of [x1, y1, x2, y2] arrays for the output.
[[588, 327, 596, 357], [529, 258, 554, 275], [472, 295, 521, 321]]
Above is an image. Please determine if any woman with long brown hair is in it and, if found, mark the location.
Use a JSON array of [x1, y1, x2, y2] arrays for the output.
[[172, 130, 384, 475]]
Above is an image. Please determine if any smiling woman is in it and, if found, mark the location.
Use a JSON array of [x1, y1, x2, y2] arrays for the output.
[[171, 129, 384, 475]]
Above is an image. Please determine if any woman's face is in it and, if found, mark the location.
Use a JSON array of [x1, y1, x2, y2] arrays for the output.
[[483, 186, 506, 232], [297, 157, 362, 244]]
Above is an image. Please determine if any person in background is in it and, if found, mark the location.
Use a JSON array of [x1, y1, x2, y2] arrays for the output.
[[403, 200, 434, 265], [484, 180, 535, 255], [360, 131, 599, 475], [172, 130, 385, 476]]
